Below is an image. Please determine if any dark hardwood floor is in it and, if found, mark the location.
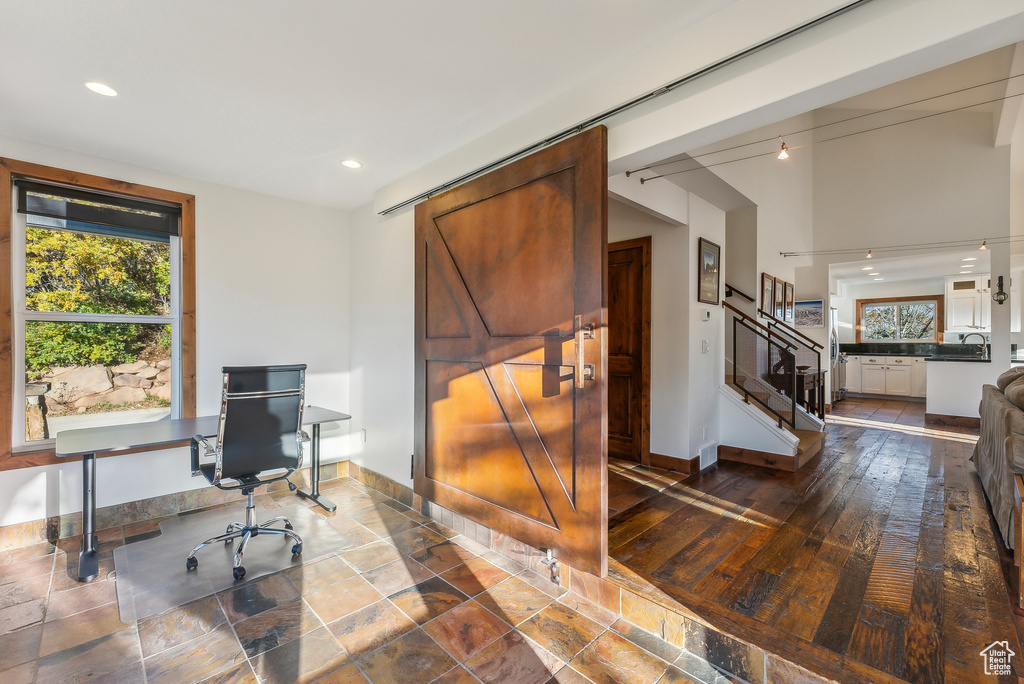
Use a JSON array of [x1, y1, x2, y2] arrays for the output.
[[608, 396, 1023, 683]]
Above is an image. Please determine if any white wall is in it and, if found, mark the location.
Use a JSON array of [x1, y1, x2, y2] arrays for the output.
[[692, 113, 816, 286], [607, 200, 690, 459], [832, 277, 945, 344], [347, 204, 416, 486], [688, 195, 726, 461], [0, 136, 351, 527]]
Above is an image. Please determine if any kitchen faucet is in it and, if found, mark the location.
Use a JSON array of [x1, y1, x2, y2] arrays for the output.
[[962, 332, 989, 359]]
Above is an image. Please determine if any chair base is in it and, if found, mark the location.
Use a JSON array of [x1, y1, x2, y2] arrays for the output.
[[185, 489, 302, 580]]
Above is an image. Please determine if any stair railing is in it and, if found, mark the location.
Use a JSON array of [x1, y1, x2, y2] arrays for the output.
[[760, 310, 825, 420], [724, 302, 797, 429]]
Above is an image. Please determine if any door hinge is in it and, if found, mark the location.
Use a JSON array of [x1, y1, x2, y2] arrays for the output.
[[410, 454, 415, 480]]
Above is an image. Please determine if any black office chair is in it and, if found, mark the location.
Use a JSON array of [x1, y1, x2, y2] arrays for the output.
[[185, 364, 307, 580]]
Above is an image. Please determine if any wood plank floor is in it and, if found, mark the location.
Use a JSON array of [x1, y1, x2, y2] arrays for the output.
[[608, 396, 1024, 683]]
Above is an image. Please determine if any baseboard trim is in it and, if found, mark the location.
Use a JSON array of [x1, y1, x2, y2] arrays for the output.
[[925, 412, 980, 428], [649, 452, 700, 474], [718, 444, 797, 472]]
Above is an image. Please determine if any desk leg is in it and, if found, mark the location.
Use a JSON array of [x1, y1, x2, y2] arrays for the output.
[[78, 453, 100, 582], [297, 424, 337, 512]]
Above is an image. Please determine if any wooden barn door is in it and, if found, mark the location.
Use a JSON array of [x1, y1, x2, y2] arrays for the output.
[[414, 126, 608, 576]]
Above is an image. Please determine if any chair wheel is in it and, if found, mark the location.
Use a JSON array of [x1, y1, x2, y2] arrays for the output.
[[186, 557, 198, 571], [284, 522, 293, 530], [233, 566, 246, 580], [292, 543, 302, 555]]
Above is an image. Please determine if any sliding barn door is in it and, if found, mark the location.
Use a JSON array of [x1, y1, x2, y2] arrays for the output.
[[414, 126, 608, 576]]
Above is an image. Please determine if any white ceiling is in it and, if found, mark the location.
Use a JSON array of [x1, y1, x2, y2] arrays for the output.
[[0, 0, 739, 210], [830, 249, 992, 286]]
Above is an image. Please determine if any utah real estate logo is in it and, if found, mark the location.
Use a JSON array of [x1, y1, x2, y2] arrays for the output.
[[980, 641, 1015, 676]]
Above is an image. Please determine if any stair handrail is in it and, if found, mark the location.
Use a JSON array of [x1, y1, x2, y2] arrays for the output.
[[758, 308, 826, 420], [725, 282, 756, 303], [731, 316, 797, 429], [724, 301, 796, 350], [760, 311, 823, 350]]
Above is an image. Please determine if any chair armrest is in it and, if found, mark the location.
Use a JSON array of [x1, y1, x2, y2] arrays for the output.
[[190, 434, 216, 476]]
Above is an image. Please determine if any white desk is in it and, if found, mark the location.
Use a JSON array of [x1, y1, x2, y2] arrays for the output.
[[55, 406, 350, 582]]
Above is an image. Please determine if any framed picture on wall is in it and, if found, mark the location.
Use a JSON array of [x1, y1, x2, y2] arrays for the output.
[[774, 277, 786, 319], [784, 282, 795, 321], [698, 238, 721, 304], [794, 300, 825, 328], [760, 273, 774, 317]]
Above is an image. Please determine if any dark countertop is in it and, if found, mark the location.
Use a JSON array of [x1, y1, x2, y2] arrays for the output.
[[924, 355, 990, 363]]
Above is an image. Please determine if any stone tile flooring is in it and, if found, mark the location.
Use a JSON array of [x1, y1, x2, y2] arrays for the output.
[[0, 476, 734, 684]]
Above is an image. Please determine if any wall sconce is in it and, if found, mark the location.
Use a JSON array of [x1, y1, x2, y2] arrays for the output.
[[993, 275, 1009, 305]]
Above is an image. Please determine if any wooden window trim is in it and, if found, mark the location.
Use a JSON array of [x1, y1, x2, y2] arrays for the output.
[[855, 294, 944, 344], [0, 158, 196, 471]]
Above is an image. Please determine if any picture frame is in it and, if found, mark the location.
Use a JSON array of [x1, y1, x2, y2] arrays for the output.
[[794, 299, 825, 328], [760, 273, 774, 317], [774, 277, 785, 319], [698, 238, 721, 305], [784, 282, 795, 321]]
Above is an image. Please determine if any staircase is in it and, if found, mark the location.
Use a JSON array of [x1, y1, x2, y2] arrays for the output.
[[720, 299, 825, 472]]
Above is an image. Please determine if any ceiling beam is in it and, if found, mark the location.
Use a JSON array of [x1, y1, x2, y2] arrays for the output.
[[993, 41, 1024, 147]]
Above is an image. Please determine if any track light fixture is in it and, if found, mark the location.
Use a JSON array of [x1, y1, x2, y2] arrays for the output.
[[980, 240, 988, 250], [866, 249, 872, 259], [777, 136, 789, 160]]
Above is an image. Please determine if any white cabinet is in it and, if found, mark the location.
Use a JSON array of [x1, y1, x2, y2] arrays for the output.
[[911, 357, 927, 398], [945, 274, 990, 332], [855, 355, 919, 396], [861, 356, 886, 394], [846, 356, 862, 393], [885, 365, 911, 396]]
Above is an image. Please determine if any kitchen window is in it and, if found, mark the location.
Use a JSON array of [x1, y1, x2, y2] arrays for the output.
[[857, 296, 943, 343]]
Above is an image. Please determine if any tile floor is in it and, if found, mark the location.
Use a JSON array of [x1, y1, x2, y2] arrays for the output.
[[0, 476, 733, 684]]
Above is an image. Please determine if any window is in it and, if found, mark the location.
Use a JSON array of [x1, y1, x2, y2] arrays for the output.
[[1, 159, 195, 466], [857, 296, 943, 343]]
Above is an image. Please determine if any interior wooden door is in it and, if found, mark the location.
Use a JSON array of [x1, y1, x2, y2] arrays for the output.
[[414, 126, 608, 577], [607, 237, 651, 464]]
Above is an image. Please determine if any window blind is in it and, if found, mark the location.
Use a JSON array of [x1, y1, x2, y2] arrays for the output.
[[15, 179, 181, 238]]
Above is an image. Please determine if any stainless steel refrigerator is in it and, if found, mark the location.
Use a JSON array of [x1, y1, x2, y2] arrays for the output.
[[830, 307, 847, 403]]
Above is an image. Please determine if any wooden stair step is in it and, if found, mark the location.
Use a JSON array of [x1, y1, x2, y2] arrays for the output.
[[791, 428, 824, 467]]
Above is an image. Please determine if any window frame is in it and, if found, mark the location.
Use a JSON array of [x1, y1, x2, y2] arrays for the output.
[[0, 158, 196, 470], [855, 294, 945, 344]]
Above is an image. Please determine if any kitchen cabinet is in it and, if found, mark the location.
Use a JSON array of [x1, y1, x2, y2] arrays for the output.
[[885, 365, 911, 396], [857, 355, 915, 396], [945, 274, 990, 332], [846, 355, 862, 393], [861, 356, 886, 394], [911, 357, 927, 397]]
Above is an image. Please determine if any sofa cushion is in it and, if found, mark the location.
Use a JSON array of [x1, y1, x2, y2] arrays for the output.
[[1006, 376, 1024, 411], [997, 367, 1024, 391]]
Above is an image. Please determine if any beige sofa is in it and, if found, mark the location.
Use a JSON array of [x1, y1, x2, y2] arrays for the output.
[[973, 375, 1024, 551]]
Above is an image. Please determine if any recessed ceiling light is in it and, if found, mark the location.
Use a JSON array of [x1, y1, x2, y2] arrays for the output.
[[873, 277, 884, 281], [962, 257, 978, 261], [341, 159, 362, 169], [84, 81, 117, 97], [861, 267, 873, 271], [959, 270, 973, 274], [868, 272, 879, 276]]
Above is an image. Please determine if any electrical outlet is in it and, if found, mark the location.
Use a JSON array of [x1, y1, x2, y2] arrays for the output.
[[703, 426, 707, 440], [361, 428, 367, 442], [702, 340, 710, 354]]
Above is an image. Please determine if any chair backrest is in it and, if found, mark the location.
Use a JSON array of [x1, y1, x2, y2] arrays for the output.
[[216, 364, 306, 480]]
